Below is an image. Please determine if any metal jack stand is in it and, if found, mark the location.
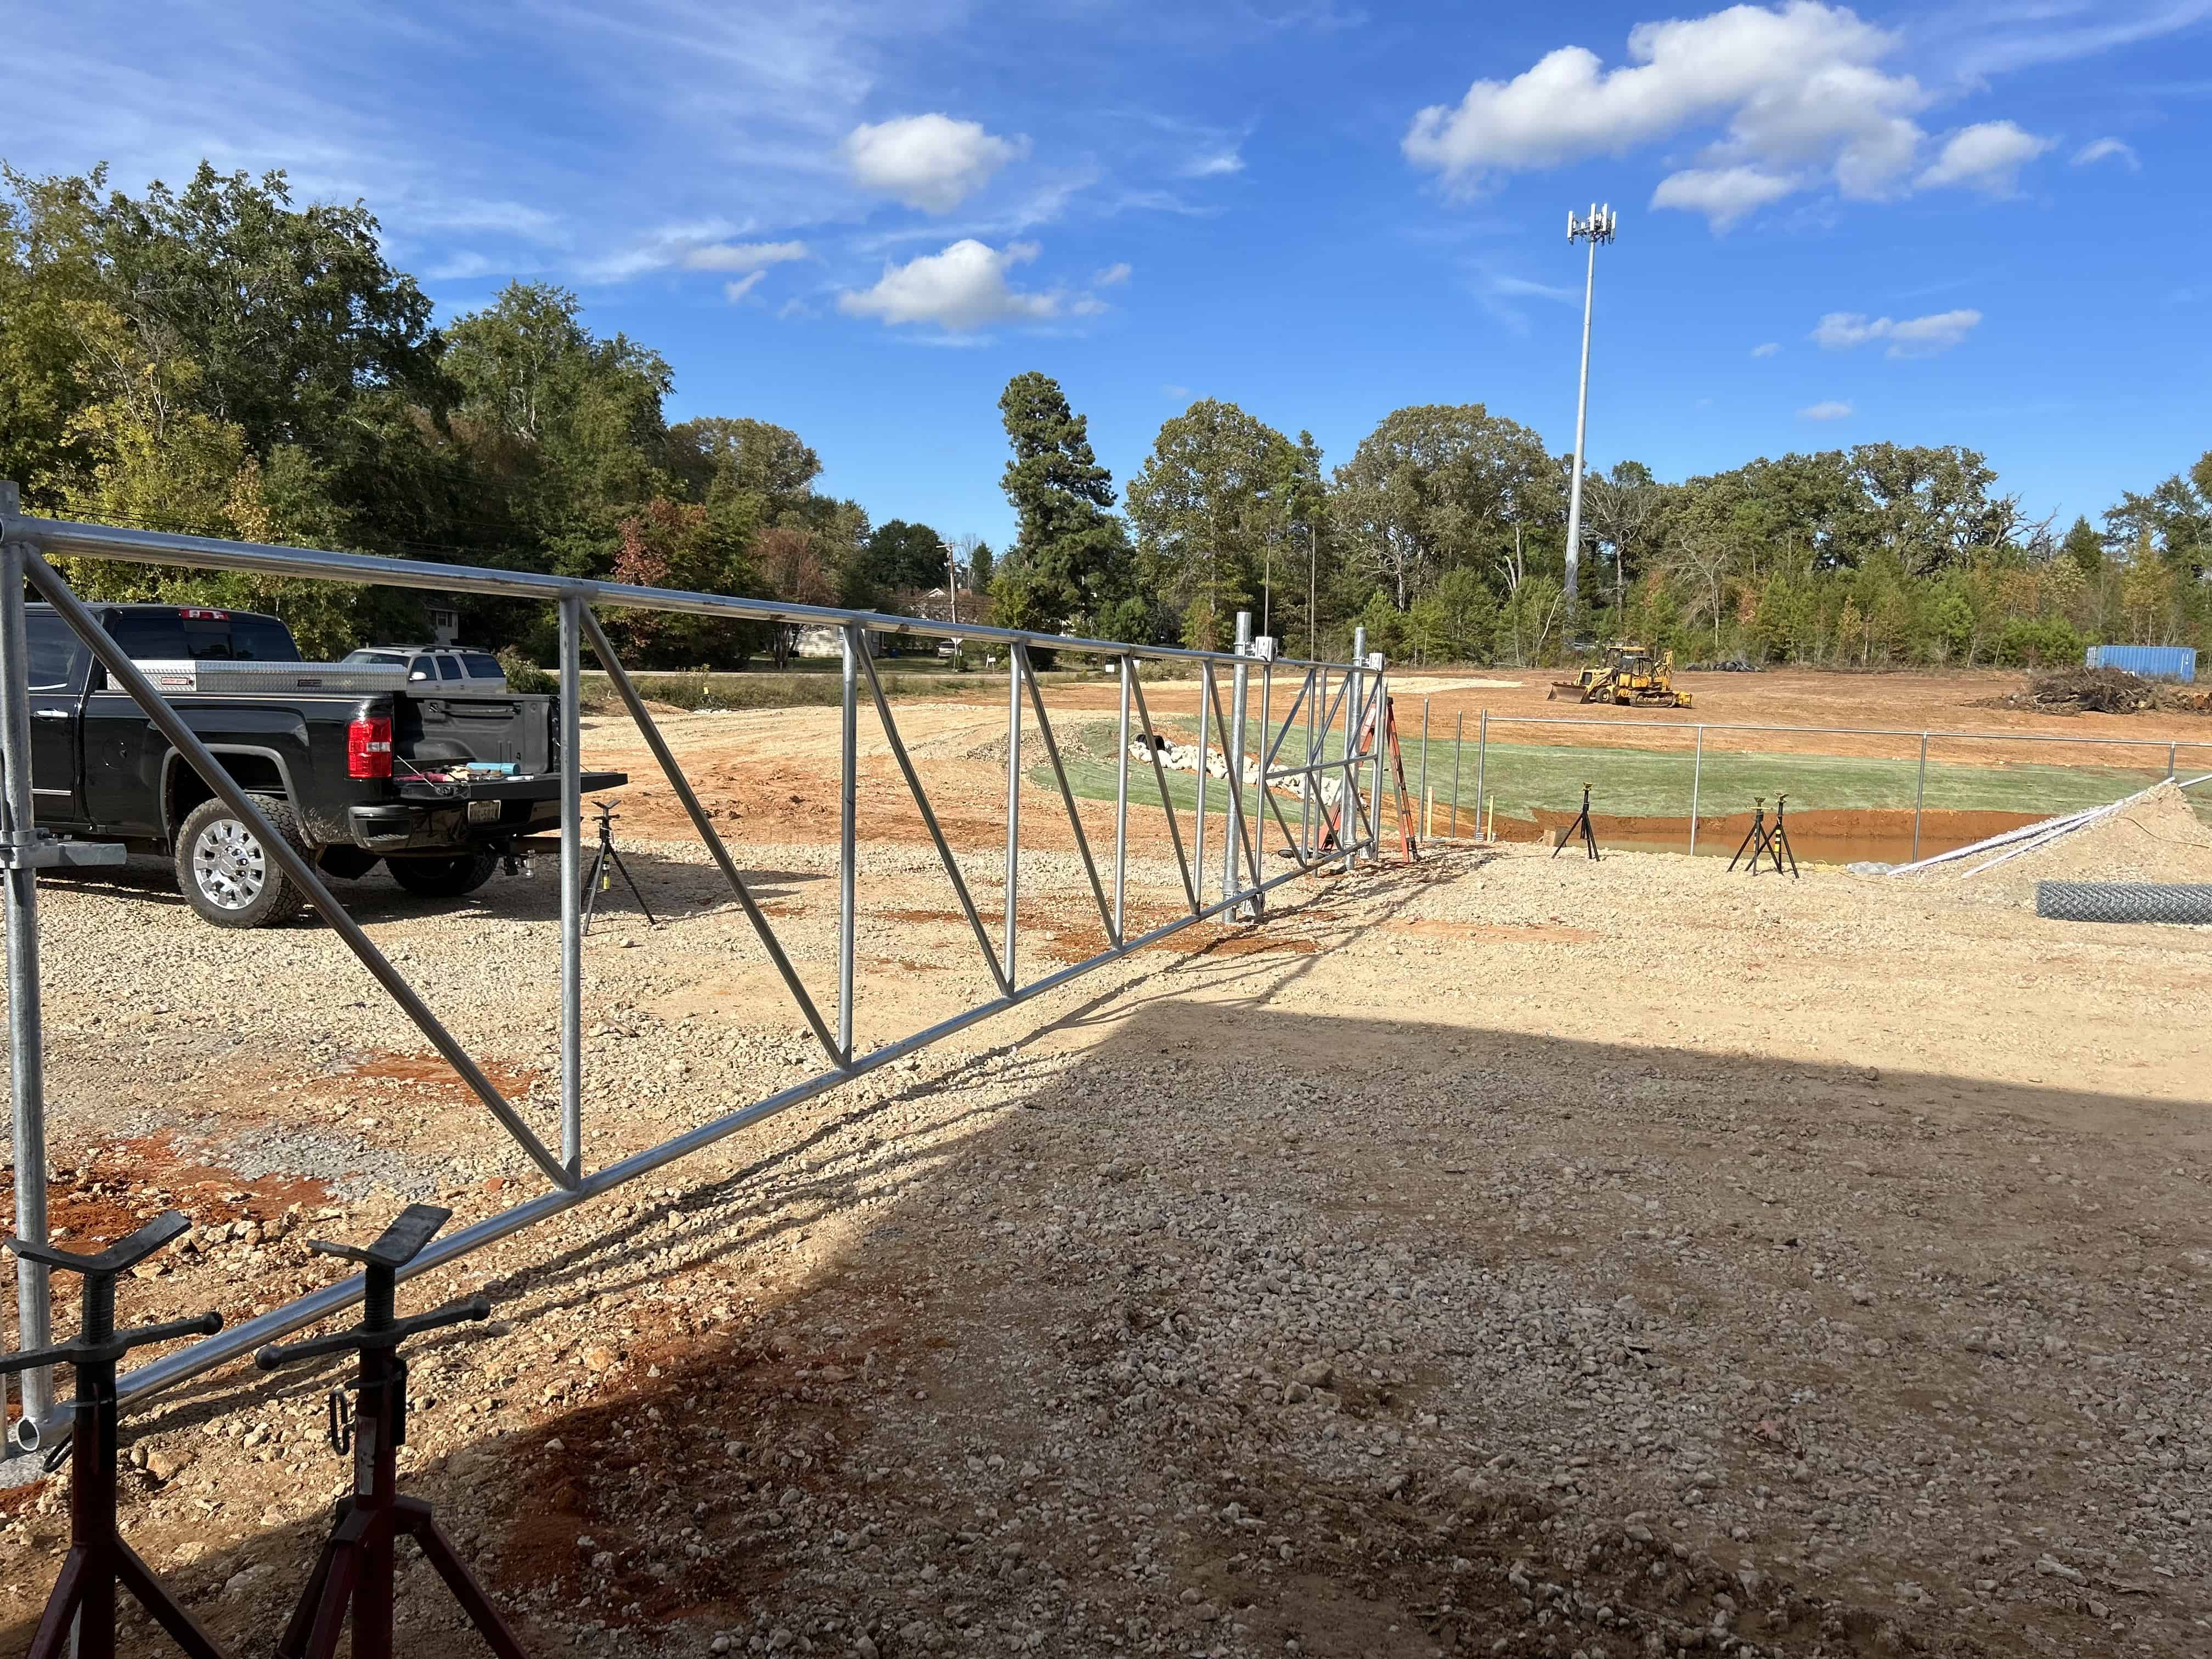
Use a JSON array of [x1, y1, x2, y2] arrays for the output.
[[1761, 793, 1799, 878], [1551, 783, 1601, 861], [1729, 795, 1799, 877], [0, 1213, 229, 1659], [580, 797, 657, 935], [257, 1204, 529, 1659], [1728, 798, 1770, 872]]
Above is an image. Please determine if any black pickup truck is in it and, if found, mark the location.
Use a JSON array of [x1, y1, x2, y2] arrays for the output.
[[26, 603, 624, 928]]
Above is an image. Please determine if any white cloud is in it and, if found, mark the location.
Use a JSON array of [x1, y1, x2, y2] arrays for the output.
[[1181, 150, 1245, 178], [1401, 4, 2075, 230], [1404, 3, 1930, 227], [1093, 262, 1133, 286], [1751, 341, 1780, 357], [837, 239, 1062, 330], [1649, 165, 1797, 230], [1916, 121, 2053, 194], [1799, 399, 1854, 421], [1812, 307, 1982, 357], [1491, 274, 1578, 303], [2072, 137, 2140, 170], [723, 272, 767, 303], [843, 114, 1028, 213], [683, 240, 810, 272]]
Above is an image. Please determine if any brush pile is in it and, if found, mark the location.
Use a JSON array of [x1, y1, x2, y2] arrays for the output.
[[1979, 666, 2212, 716]]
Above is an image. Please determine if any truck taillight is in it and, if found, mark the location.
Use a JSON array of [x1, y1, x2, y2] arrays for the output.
[[348, 714, 393, 779]]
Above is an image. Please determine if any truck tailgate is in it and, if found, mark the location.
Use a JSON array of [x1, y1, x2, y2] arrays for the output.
[[395, 691, 554, 772]]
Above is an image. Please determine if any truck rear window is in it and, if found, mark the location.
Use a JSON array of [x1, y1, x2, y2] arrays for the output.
[[26, 615, 91, 692], [230, 617, 302, 661], [101, 611, 299, 662]]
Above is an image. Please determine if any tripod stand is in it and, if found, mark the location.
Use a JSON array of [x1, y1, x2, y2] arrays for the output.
[[1, 1213, 230, 1659], [581, 797, 657, 935], [1763, 792, 1800, 877], [257, 1204, 529, 1659], [1728, 795, 1800, 877], [1551, 783, 1601, 861], [1728, 798, 1769, 872]]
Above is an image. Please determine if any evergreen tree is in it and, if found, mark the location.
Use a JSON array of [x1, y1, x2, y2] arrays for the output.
[[991, 371, 1139, 639]]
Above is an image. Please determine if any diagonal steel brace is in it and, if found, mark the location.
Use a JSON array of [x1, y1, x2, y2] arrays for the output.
[[856, 647, 1011, 998], [1013, 642, 1116, 943], [1126, 672, 1200, 915], [22, 552, 578, 1192], [578, 608, 847, 1068]]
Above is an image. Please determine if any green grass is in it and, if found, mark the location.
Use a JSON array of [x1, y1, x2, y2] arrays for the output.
[[1030, 716, 2198, 831]]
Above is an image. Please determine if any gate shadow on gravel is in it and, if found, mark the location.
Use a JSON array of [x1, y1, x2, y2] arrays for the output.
[[4, 857, 2199, 1657]]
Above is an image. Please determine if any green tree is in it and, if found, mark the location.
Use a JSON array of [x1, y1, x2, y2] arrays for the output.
[[1, 162, 448, 546], [991, 372, 1138, 639], [1126, 399, 1299, 649], [1331, 405, 1556, 609], [859, 519, 950, 599], [443, 281, 673, 576], [2061, 515, 2104, 580], [2105, 450, 2212, 579], [604, 497, 759, 667]]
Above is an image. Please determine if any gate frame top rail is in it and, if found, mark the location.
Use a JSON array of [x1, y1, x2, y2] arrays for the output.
[[5, 511, 1350, 673]]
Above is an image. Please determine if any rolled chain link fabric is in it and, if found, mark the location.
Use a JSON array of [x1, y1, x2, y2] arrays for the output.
[[2036, 882, 2212, 925]]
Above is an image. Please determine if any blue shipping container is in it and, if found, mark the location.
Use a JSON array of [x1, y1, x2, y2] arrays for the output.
[[2084, 644, 2198, 683]]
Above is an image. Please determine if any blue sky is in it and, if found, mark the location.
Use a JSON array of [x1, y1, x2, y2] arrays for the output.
[[9, 1, 2211, 551]]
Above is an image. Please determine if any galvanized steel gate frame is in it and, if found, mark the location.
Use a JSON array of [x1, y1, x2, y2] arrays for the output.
[[0, 495, 1390, 1458]]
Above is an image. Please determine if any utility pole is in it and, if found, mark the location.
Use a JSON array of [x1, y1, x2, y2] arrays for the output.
[[941, 540, 958, 627], [1307, 521, 1317, 662], [1562, 202, 1617, 606]]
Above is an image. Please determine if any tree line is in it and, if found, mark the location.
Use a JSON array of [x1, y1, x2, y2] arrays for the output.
[[3, 163, 2205, 673]]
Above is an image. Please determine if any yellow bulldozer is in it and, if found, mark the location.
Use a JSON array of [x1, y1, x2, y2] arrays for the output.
[[1549, 642, 1695, 708]]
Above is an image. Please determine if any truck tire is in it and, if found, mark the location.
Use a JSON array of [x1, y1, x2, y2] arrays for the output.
[[387, 850, 501, 899], [176, 794, 311, 929]]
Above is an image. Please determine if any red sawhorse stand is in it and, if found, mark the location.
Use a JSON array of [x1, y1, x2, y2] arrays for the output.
[[255, 1203, 531, 1659], [1, 1212, 230, 1659]]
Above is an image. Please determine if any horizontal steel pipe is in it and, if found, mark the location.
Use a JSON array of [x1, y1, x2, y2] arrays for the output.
[[15, 515, 1353, 674]]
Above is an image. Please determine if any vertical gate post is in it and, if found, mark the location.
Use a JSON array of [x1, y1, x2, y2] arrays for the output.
[[1003, 647, 1022, 985], [1114, 656, 1131, 943], [1362, 663, 1380, 871], [1472, 710, 1487, 842], [1449, 714, 1463, 839], [557, 595, 584, 1175], [1254, 651, 1271, 916], [0, 506, 53, 1440], [1689, 725, 1704, 856], [1345, 628, 1365, 872], [1913, 732, 1929, 864], [1291, 672, 1309, 862], [1418, 697, 1430, 818], [839, 625, 860, 1062], [1227, 613, 1251, 913]]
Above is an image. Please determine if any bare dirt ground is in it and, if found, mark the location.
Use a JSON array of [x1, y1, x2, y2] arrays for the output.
[[1375, 668, 2212, 760], [2, 690, 2210, 1658]]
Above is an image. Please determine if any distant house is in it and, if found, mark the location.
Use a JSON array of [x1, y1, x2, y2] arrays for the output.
[[789, 624, 901, 659], [424, 602, 461, 646]]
